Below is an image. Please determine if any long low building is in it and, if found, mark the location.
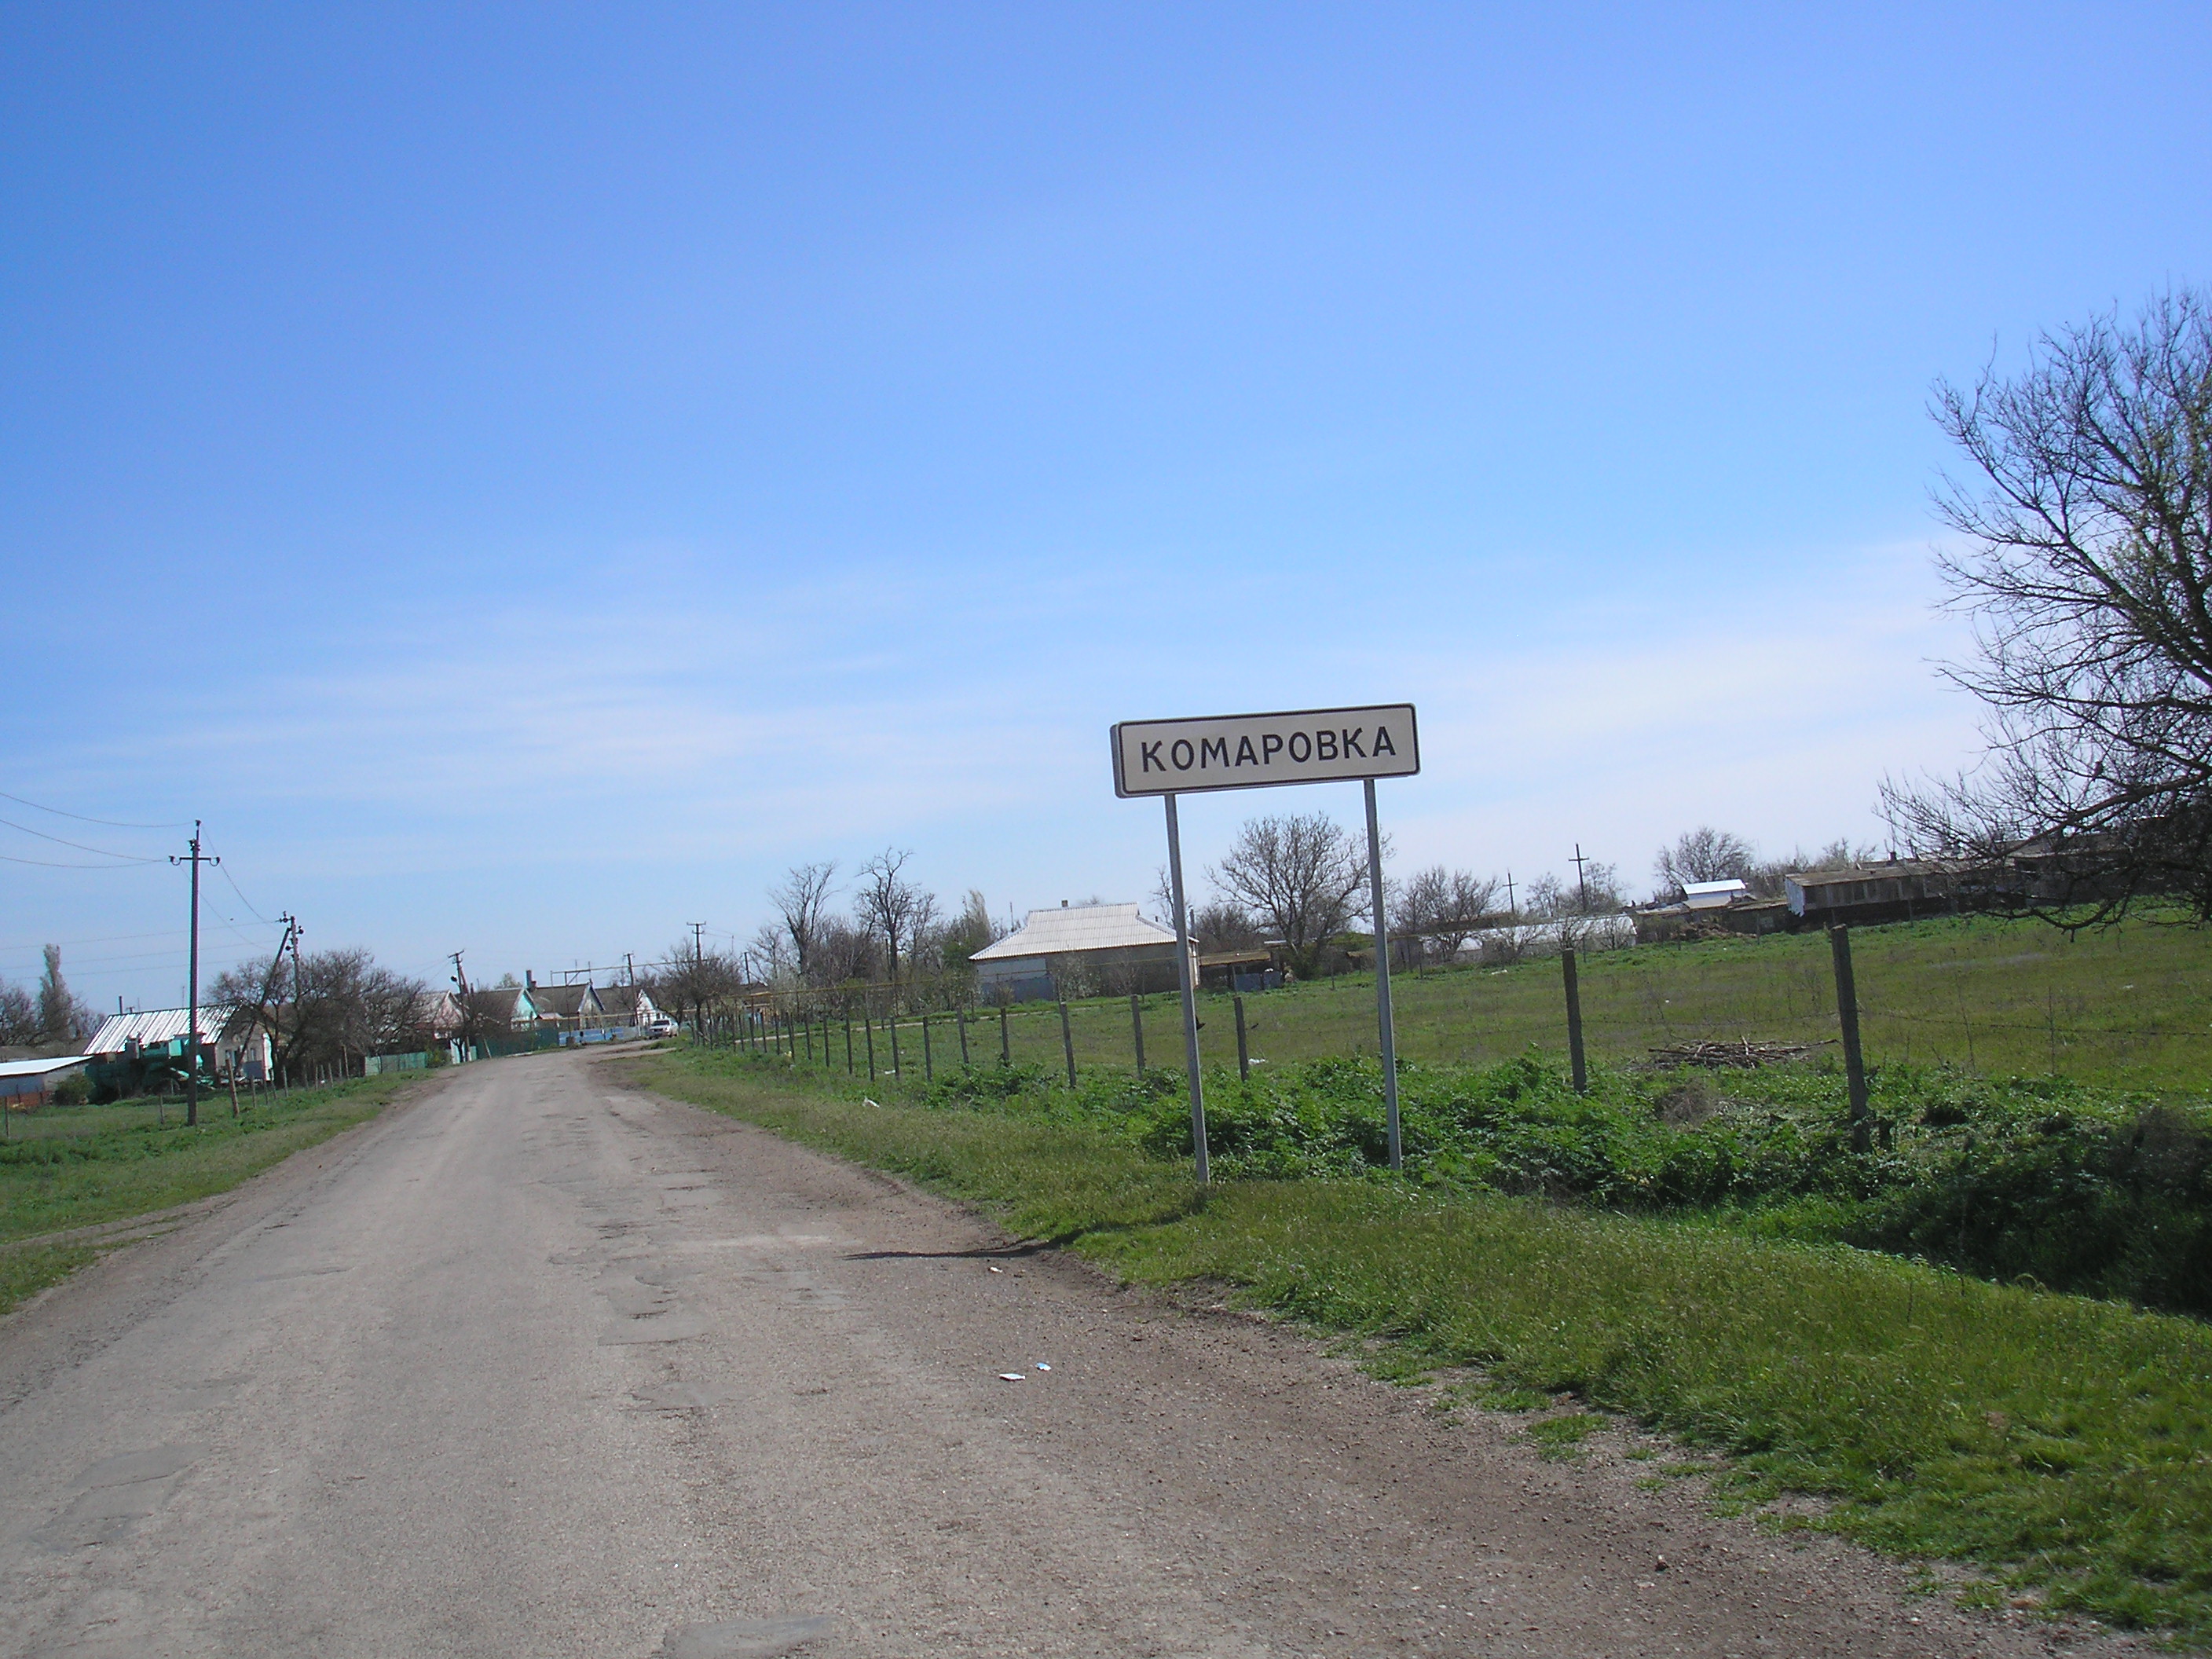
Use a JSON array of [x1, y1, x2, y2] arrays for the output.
[[969, 903, 1197, 1003], [0, 1054, 90, 1108]]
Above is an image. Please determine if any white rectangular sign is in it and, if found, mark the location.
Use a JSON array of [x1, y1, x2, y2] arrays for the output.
[[1111, 704, 1419, 797]]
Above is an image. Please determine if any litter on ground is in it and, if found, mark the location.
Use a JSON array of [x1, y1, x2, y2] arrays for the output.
[[997, 1372, 1025, 1382]]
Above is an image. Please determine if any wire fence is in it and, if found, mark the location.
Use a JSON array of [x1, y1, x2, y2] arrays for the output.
[[712, 917, 2212, 1093]]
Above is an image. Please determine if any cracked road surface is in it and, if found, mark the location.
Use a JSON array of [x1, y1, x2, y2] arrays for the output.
[[0, 1051, 2133, 1657]]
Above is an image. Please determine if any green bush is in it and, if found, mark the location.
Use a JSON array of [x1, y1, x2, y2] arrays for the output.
[[850, 1046, 2212, 1317]]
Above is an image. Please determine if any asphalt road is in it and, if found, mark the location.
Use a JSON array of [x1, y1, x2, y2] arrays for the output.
[[0, 1050, 2135, 1657]]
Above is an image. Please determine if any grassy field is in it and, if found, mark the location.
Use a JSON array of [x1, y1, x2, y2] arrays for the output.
[[786, 911, 2212, 1095], [636, 1046, 2212, 1644], [0, 1072, 423, 1315]]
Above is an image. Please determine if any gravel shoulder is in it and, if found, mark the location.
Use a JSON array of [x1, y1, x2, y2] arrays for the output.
[[0, 1049, 2147, 1657]]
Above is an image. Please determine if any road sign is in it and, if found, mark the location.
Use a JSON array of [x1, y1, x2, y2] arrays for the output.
[[1111, 705, 1419, 798], [1112, 701, 1419, 1181]]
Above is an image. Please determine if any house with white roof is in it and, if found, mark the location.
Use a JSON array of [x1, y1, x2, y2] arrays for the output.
[[83, 1004, 273, 1082], [968, 903, 1196, 1003]]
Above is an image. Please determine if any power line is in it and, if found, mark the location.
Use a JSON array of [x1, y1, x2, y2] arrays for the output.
[[218, 862, 271, 924], [0, 851, 165, 869], [0, 815, 163, 862], [0, 789, 187, 830]]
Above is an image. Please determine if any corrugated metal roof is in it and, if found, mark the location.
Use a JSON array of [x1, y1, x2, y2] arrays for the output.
[[969, 903, 1180, 961], [0, 1055, 88, 1079], [84, 1005, 240, 1056]]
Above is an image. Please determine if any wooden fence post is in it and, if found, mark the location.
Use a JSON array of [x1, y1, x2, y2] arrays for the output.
[[1130, 994, 1145, 1071], [1830, 925, 1872, 1152], [958, 1007, 971, 1068], [1562, 947, 1588, 1094], [1000, 1005, 1009, 1065], [923, 1015, 933, 1082], [864, 1015, 875, 1082], [1059, 1000, 1077, 1087], [1234, 995, 1250, 1081]]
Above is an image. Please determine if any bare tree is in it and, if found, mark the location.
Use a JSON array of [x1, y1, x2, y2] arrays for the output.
[[1150, 865, 1176, 928], [807, 917, 877, 987], [0, 983, 38, 1046], [1151, 869, 1261, 952], [1652, 827, 1757, 901], [654, 937, 742, 1035], [1884, 289, 2212, 919], [213, 947, 427, 1078], [1526, 862, 1625, 921], [767, 862, 837, 978], [1190, 899, 1260, 954], [855, 848, 929, 984], [744, 924, 794, 985], [1393, 867, 1499, 963], [1207, 812, 1371, 979]]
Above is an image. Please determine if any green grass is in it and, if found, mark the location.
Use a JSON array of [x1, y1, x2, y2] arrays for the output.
[[0, 1243, 101, 1319], [637, 1046, 2212, 1643], [0, 1075, 420, 1314], [850, 910, 2212, 1094]]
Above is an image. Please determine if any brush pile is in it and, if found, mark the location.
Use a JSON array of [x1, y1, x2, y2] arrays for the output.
[[1647, 1038, 1817, 1069]]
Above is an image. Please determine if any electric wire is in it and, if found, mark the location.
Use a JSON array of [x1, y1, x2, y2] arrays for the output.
[[0, 789, 188, 830], [217, 862, 271, 924], [0, 851, 163, 869], [0, 815, 163, 862]]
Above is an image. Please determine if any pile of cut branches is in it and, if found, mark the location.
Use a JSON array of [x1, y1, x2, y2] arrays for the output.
[[1647, 1038, 1819, 1069]]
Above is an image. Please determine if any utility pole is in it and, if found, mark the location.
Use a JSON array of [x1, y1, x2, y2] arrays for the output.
[[170, 822, 218, 1127], [1503, 870, 1517, 919], [624, 952, 635, 987], [244, 915, 297, 1090], [1571, 844, 1593, 914], [282, 921, 304, 1085], [689, 925, 707, 1038]]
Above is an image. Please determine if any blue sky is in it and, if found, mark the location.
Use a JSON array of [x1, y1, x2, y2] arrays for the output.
[[4, 2, 2207, 1009]]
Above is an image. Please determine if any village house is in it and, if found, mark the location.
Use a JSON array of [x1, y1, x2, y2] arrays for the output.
[[524, 976, 602, 1033], [80, 1005, 274, 1094], [591, 982, 666, 1031], [969, 903, 1196, 1003], [463, 985, 539, 1032]]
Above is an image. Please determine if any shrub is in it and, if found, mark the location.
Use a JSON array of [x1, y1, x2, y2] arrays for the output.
[[843, 1045, 2212, 1317]]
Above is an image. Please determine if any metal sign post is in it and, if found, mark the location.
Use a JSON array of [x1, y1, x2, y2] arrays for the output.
[[1163, 791, 1209, 1184], [1113, 705, 1419, 1180], [1362, 778, 1401, 1168]]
